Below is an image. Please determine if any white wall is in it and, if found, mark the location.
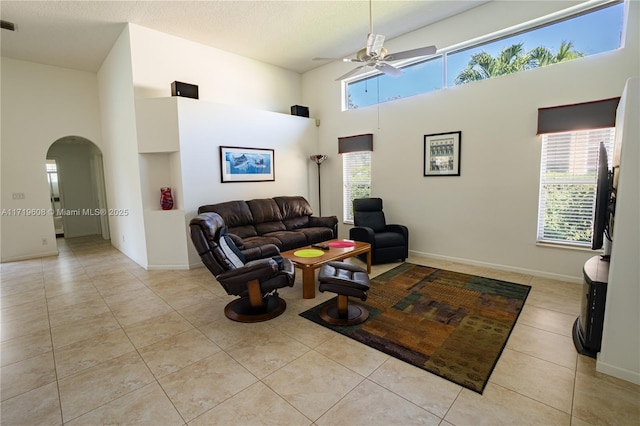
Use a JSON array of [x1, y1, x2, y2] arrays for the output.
[[128, 24, 302, 114], [176, 98, 317, 213], [114, 23, 312, 268], [302, 0, 640, 282], [598, 77, 640, 384], [97, 26, 148, 267], [134, 97, 318, 269], [0, 58, 103, 262], [175, 99, 318, 266]]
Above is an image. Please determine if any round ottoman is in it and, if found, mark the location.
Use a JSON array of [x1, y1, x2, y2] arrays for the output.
[[318, 261, 370, 326]]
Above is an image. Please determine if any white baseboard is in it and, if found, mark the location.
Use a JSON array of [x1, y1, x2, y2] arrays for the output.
[[145, 262, 203, 270], [408, 249, 583, 284], [145, 264, 192, 271], [1, 249, 59, 263], [596, 358, 640, 385]]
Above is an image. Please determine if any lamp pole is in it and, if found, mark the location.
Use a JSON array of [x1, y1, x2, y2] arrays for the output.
[[310, 155, 327, 215]]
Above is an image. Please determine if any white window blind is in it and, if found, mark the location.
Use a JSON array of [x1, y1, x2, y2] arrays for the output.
[[343, 151, 371, 222], [537, 128, 615, 246]]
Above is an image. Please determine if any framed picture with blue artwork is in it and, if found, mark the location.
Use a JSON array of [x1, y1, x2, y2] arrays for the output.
[[220, 146, 275, 183]]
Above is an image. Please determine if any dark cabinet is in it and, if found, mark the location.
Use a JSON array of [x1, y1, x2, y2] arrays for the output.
[[573, 255, 609, 358]]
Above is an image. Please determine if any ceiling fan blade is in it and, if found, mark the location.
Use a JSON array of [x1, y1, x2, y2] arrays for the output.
[[384, 45, 437, 61], [335, 65, 368, 81], [313, 57, 363, 63], [366, 33, 385, 57], [376, 63, 403, 77]]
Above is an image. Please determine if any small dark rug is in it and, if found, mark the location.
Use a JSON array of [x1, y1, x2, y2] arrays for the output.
[[300, 263, 530, 393]]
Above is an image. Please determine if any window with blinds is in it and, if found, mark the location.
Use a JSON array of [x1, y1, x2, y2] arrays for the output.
[[537, 128, 615, 246], [343, 151, 371, 223]]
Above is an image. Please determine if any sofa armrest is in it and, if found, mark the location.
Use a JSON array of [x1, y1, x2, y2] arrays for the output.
[[242, 244, 281, 262], [310, 215, 339, 238], [349, 226, 375, 244]]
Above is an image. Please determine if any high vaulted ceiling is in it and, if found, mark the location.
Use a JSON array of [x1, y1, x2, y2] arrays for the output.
[[0, 1, 488, 74]]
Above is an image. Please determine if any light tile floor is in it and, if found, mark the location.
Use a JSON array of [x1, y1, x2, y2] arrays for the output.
[[1, 236, 639, 425]]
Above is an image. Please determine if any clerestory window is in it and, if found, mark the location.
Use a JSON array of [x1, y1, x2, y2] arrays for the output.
[[345, 1, 624, 110]]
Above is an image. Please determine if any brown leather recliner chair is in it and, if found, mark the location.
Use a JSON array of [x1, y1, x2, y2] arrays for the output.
[[189, 212, 295, 322]]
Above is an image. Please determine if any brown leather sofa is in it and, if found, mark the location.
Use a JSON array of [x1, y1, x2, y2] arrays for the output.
[[198, 196, 338, 251]]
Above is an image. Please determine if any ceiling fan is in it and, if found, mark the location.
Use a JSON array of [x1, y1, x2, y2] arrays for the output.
[[313, 0, 437, 81]]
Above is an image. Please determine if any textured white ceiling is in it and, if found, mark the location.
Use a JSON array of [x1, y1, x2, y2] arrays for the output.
[[0, 1, 488, 73]]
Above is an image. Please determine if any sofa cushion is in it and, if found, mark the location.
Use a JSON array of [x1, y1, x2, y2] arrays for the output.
[[274, 196, 314, 219], [199, 201, 254, 228], [263, 231, 308, 251], [247, 199, 283, 223], [309, 215, 338, 229], [228, 224, 258, 239], [241, 235, 283, 250], [294, 227, 334, 245], [255, 221, 287, 235], [282, 216, 310, 230]]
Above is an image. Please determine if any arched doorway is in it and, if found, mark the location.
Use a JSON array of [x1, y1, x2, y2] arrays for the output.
[[46, 136, 110, 242]]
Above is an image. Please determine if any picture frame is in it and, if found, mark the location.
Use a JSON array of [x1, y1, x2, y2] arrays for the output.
[[220, 146, 275, 183], [424, 131, 461, 177]]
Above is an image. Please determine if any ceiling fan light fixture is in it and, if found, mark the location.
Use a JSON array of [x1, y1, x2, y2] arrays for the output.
[[356, 46, 387, 62], [315, 0, 437, 81], [366, 33, 385, 57]]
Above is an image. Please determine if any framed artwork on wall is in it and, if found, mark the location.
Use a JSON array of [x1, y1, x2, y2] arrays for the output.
[[424, 131, 461, 177], [220, 146, 275, 183]]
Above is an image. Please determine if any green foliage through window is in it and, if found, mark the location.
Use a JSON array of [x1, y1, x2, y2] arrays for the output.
[[346, 2, 623, 109], [537, 128, 615, 246], [343, 152, 371, 222], [454, 41, 583, 85], [541, 183, 595, 243]]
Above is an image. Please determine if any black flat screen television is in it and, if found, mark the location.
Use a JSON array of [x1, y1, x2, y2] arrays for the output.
[[591, 141, 613, 254]]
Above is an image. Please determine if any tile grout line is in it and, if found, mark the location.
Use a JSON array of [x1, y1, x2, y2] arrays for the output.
[[34, 260, 64, 424], [40, 253, 65, 425], [52, 240, 186, 425]]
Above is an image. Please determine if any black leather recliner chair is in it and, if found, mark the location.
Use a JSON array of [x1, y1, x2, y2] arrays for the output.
[[189, 212, 295, 322], [349, 197, 409, 264]]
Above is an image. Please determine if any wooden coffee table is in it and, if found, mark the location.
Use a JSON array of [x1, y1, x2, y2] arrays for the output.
[[281, 239, 371, 299]]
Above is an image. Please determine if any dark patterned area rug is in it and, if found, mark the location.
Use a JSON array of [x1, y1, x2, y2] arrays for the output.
[[300, 263, 530, 393]]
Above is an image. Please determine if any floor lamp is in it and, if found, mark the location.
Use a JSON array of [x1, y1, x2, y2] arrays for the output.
[[310, 154, 327, 215]]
